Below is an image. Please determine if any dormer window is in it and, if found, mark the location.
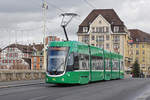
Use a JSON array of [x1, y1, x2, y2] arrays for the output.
[[83, 27, 88, 33], [99, 20, 102, 24], [114, 26, 119, 33]]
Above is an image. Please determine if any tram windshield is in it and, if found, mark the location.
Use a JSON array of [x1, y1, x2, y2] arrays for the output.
[[47, 47, 69, 75]]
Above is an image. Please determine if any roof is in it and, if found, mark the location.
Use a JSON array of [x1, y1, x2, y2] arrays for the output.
[[32, 44, 44, 51], [3, 44, 34, 53], [77, 9, 125, 33], [49, 41, 87, 47], [80, 9, 124, 26], [129, 29, 150, 43]]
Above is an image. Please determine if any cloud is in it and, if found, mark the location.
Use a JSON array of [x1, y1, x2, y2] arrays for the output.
[[0, 0, 150, 48]]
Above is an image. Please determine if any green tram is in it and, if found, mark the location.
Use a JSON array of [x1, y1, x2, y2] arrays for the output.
[[46, 41, 124, 84]]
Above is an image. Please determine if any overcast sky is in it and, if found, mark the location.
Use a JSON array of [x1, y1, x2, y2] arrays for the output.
[[0, 0, 149, 48]]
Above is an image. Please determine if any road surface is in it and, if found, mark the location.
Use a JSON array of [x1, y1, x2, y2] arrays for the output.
[[0, 78, 150, 100]]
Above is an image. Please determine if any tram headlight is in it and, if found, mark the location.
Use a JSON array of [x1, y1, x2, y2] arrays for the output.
[[67, 74, 70, 77]]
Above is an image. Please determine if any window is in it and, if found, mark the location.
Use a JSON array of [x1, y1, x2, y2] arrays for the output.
[[105, 59, 111, 70], [96, 27, 99, 33], [112, 60, 119, 70], [104, 27, 109, 33], [136, 44, 139, 48], [113, 44, 120, 49], [79, 54, 89, 70], [106, 43, 109, 49], [142, 50, 145, 54], [83, 27, 88, 32], [40, 57, 43, 62], [114, 26, 119, 33], [120, 61, 124, 70], [52, 37, 55, 41], [34, 57, 37, 62], [13, 60, 15, 64], [92, 27, 95, 33], [40, 63, 43, 69], [113, 35, 120, 42], [34, 63, 36, 69], [40, 52, 43, 56], [71, 53, 89, 70], [136, 50, 139, 55], [142, 44, 144, 48], [15, 53, 18, 57], [106, 35, 109, 40], [92, 56, 103, 70], [106, 27, 109, 33], [136, 57, 139, 62], [92, 36, 95, 40], [99, 20, 101, 24], [99, 36, 104, 41], [82, 36, 89, 43], [143, 57, 145, 62]]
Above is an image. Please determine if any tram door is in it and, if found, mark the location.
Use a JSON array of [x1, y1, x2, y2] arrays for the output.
[[90, 56, 104, 81]]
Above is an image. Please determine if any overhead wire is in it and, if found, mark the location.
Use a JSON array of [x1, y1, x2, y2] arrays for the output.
[[83, 0, 97, 9]]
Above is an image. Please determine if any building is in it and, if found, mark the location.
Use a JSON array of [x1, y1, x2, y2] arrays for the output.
[[129, 29, 150, 76], [0, 44, 33, 69], [45, 36, 61, 45], [31, 44, 44, 70], [77, 9, 130, 70], [31, 36, 62, 70]]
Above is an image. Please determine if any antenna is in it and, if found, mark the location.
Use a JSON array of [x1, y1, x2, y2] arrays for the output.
[[60, 13, 78, 41]]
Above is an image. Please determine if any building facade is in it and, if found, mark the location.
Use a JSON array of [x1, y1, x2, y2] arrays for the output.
[[31, 36, 62, 70], [31, 44, 44, 70], [129, 29, 150, 76], [0, 44, 33, 69], [77, 9, 130, 70], [45, 36, 61, 45]]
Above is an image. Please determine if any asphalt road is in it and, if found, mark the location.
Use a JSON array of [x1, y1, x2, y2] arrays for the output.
[[0, 78, 150, 100]]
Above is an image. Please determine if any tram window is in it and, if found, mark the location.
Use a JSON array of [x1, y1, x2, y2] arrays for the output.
[[112, 60, 119, 70], [105, 59, 110, 70], [91, 56, 103, 70], [67, 53, 74, 66], [73, 53, 79, 70], [112, 60, 117, 70], [79, 54, 89, 70], [121, 61, 124, 70], [67, 53, 74, 71]]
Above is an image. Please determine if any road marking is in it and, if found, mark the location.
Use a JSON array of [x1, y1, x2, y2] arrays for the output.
[[0, 82, 44, 89], [136, 92, 150, 100], [28, 96, 49, 100]]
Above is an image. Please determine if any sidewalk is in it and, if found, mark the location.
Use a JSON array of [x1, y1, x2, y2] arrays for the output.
[[0, 79, 45, 89]]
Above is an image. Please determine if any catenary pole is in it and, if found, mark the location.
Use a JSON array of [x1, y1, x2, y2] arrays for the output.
[[42, 0, 48, 70]]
